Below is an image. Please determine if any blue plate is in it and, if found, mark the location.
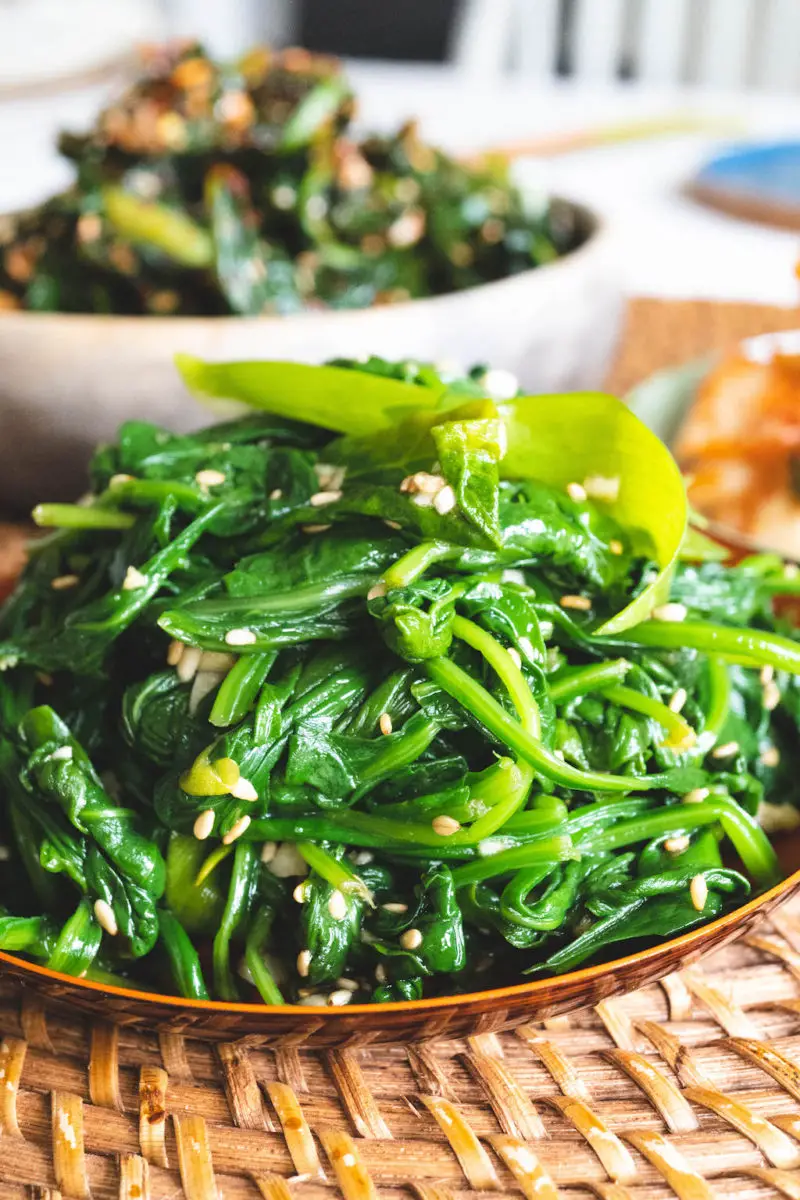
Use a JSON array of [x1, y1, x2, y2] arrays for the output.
[[690, 140, 800, 228]]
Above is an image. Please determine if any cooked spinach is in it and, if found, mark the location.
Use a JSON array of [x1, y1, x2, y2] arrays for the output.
[[0, 355, 797, 1005]]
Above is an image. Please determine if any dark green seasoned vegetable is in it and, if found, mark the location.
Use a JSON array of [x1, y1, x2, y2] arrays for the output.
[[1, 354, 799, 1005], [0, 43, 582, 317]]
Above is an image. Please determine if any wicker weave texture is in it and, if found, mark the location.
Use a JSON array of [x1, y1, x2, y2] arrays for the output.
[[3, 905, 800, 1199]]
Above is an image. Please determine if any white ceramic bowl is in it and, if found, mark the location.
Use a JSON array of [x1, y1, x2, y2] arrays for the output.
[[0, 201, 622, 508]]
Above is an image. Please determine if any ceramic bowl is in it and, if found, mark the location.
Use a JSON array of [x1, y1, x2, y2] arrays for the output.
[[0, 200, 622, 511]]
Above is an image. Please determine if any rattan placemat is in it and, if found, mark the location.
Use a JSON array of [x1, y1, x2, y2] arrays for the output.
[[3, 297, 800, 1200]]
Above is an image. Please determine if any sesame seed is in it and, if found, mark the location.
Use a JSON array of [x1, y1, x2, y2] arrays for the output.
[[225, 628, 257, 646], [609, 539, 623, 556], [51, 574, 79, 591], [434, 485, 457, 515], [336, 977, 359, 992], [379, 712, 393, 736], [690, 875, 708, 912], [167, 639, 185, 666], [381, 902, 409, 914], [432, 815, 461, 837], [763, 680, 781, 711], [328, 988, 353, 1006], [583, 474, 620, 502], [328, 889, 348, 920], [668, 687, 688, 714], [193, 809, 215, 840], [760, 746, 781, 768], [48, 746, 73, 762], [400, 928, 423, 951], [374, 964, 387, 983], [412, 492, 435, 508], [301, 524, 332, 534], [384, 520, 402, 530], [683, 787, 710, 804], [760, 665, 775, 685], [176, 646, 202, 683], [712, 741, 739, 759], [230, 775, 258, 802], [93, 899, 118, 937], [566, 482, 587, 503], [652, 602, 687, 623], [664, 835, 690, 853], [269, 488, 283, 500], [507, 647, 522, 669], [293, 882, 309, 903], [351, 850, 374, 866], [309, 490, 342, 507], [297, 949, 312, 978], [195, 469, 227, 487], [560, 594, 592, 611], [260, 841, 277, 864], [122, 565, 148, 591], [367, 582, 387, 601], [222, 815, 251, 845]]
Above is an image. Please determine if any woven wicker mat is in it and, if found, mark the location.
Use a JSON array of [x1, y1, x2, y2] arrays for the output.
[[3, 297, 800, 1200]]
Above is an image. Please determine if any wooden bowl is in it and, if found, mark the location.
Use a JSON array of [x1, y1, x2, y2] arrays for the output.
[[1, 863, 798, 1045], [0, 201, 622, 511]]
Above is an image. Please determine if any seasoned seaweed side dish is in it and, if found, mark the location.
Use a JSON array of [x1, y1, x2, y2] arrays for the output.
[[0, 356, 799, 1005], [0, 43, 579, 316]]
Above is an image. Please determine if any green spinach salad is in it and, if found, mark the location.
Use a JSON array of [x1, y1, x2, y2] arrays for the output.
[[0, 355, 799, 1008], [0, 43, 579, 317]]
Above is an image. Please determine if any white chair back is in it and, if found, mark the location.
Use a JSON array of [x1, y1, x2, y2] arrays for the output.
[[451, 0, 800, 91]]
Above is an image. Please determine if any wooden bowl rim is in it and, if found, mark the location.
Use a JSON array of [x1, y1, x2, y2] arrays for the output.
[[2, 861, 795, 1018]]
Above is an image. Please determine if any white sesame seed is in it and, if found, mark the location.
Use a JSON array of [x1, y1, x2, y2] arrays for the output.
[[301, 524, 332, 534], [712, 741, 739, 759], [374, 964, 387, 983], [763, 680, 781, 711], [583, 474, 620, 502], [310, 490, 342, 507], [260, 841, 277, 864], [379, 712, 393, 736], [109, 473, 134, 488], [327, 890, 348, 921], [668, 687, 688, 714], [351, 850, 374, 866], [51, 574, 79, 591], [434, 485, 457, 515], [367, 582, 387, 601], [683, 787, 710, 804], [94, 899, 118, 937], [664, 835, 690, 854], [225, 628, 257, 646], [195, 469, 227, 488], [760, 746, 781, 768], [222, 815, 251, 845], [412, 492, 435, 508], [48, 746, 73, 762], [384, 520, 402, 530], [559, 594, 592, 611], [760, 665, 775, 685], [176, 645, 202, 683], [507, 647, 522, 669], [193, 809, 215, 841], [566, 482, 587, 503], [609, 539, 624, 556], [400, 928, 423, 951], [381, 902, 409, 914], [690, 875, 708, 912], [122, 565, 148, 591], [293, 881, 309, 904], [269, 488, 283, 500], [230, 775, 258, 802], [652, 602, 688, 623], [297, 949, 312, 978], [336, 977, 359, 992], [328, 988, 353, 1007], [432, 815, 461, 837], [167, 639, 185, 666]]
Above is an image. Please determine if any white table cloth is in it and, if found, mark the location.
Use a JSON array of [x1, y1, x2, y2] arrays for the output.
[[1, 59, 798, 306]]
